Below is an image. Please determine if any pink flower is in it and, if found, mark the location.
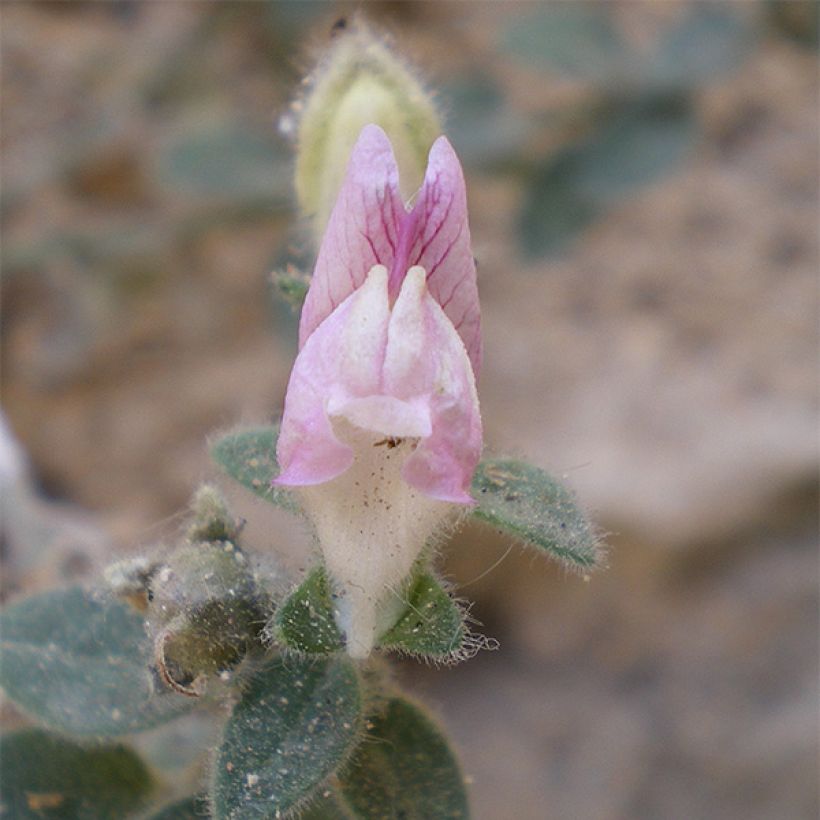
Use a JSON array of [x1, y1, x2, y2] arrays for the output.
[[275, 125, 481, 656]]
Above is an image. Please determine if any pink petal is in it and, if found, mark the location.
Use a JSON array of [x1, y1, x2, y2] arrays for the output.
[[403, 137, 482, 378], [386, 268, 482, 504], [276, 267, 391, 486], [298, 125, 403, 349], [277, 266, 481, 503], [298, 128, 482, 383]]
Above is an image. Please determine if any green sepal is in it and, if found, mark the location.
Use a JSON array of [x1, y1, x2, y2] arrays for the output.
[[269, 566, 344, 655], [212, 656, 362, 819], [0, 586, 193, 736], [338, 697, 469, 819], [471, 458, 602, 571], [210, 425, 299, 513], [379, 571, 468, 661], [0, 729, 155, 819]]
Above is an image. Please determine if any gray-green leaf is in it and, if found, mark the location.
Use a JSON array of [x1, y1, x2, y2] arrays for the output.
[[338, 697, 469, 819], [270, 566, 344, 655], [0, 729, 154, 819], [212, 657, 362, 819], [471, 458, 601, 571], [210, 425, 299, 513], [0, 587, 194, 736]]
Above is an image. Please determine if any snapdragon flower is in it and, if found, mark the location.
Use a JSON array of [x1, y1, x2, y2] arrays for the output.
[[275, 124, 481, 658]]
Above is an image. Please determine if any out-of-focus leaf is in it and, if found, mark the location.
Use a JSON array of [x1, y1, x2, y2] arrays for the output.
[[501, 5, 627, 82], [646, 5, 755, 91], [502, 4, 754, 92], [0, 587, 194, 736], [517, 149, 599, 258], [158, 125, 291, 203], [766, 0, 820, 49], [441, 74, 532, 168], [265, 0, 335, 40], [210, 425, 300, 513], [472, 458, 601, 571], [518, 97, 696, 257], [0, 729, 154, 819], [338, 697, 469, 819], [212, 657, 361, 819], [574, 97, 697, 205], [270, 566, 344, 655]]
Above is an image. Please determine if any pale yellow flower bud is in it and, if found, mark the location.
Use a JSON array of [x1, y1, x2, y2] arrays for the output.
[[294, 21, 441, 243]]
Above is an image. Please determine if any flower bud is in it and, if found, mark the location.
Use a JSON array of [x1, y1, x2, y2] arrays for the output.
[[293, 20, 441, 241]]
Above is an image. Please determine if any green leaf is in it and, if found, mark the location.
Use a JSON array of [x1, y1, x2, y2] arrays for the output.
[[338, 697, 469, 819], [270, 566, 344, 655], [0, 587, 194, 736], [210, 425, 299, 513], [379, 571, 467, 661], [0, 729, 154, 819], [212, 657, 362, 819], [471, 458, 601, 571], [145, 796, 208, 820]]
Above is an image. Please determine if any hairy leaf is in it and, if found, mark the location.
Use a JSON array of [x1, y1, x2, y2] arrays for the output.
[[338, 697, 469, 819], [0, 729, 154, 819], [471, 458, 601, 571], [0, 587, 193, 736], [212, 657, 361, 819], [210, 425, 299, 512]]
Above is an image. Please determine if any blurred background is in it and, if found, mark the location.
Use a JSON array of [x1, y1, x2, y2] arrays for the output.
[[1, 2, 817, 818]]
